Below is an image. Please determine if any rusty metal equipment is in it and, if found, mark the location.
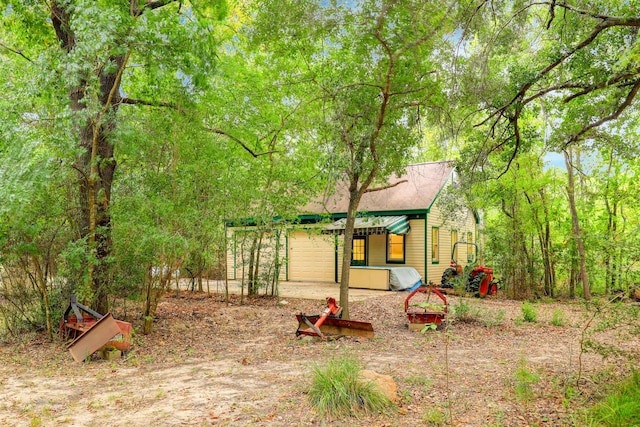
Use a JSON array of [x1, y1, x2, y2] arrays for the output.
[[405, 285, 448, 330], [67, 313, 122, 362], [296, 297, 374, 339], [61, 295, 132, 355], [440, 241, 501, 297]]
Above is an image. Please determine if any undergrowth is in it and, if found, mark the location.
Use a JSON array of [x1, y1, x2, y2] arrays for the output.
[[520, 302, 538, 323], [451, 299, 505, 327], [308, 356, 392, 419], [577, 371, 640, 426]]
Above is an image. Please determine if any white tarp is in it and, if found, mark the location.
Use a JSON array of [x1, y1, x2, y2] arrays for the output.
[[388, 267, 423, 291]]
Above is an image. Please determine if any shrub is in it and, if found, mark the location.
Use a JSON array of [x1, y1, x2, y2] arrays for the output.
[[308, 356, 392, 419], [521, 302, 537, 323]]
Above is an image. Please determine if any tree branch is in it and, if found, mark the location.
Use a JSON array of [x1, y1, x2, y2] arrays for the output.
[[477, 6, 640, 129], [563, 71, 640, 103], [548, 2, 640, 22], [0, 41, 32, 62], [130, 0, 179, 16], [206, 127, 278, 158], [120, 97, 177, 109], [364, 179, 408, 193], [564, 79, 640, 148]]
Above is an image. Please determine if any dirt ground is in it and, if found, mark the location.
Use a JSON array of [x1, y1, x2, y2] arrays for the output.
[[0, 288, 637, 427]]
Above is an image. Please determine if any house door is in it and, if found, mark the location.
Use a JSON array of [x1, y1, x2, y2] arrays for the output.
[[351, 236, 367, 266]]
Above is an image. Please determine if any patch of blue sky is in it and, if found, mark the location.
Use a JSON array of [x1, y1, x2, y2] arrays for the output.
[[543, 152, 564, 169]]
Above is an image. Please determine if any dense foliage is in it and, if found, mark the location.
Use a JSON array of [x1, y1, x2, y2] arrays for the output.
[[1, 1, 639, 336]]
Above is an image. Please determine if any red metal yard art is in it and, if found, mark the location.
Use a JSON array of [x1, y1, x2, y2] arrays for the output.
[[404, 285, 448, 328]]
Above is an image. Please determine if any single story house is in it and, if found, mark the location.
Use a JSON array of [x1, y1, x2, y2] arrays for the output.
[[226, 161, 479, 290]]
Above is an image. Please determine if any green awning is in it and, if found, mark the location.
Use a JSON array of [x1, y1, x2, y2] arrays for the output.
[[324, 215, 410, 236]]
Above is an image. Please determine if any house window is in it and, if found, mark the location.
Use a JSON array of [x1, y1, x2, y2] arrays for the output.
[[386, 234, 405, 264], [351, 236, 366, 266], [467, 231, 474, 262], [431, 227, 439, 263], [451, 230, 458, 261]]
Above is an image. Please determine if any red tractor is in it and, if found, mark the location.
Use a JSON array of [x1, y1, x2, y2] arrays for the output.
[[440, 241, 500, 298]]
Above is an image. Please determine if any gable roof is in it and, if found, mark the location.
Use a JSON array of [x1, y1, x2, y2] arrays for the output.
[[303, 161, 454, 215]]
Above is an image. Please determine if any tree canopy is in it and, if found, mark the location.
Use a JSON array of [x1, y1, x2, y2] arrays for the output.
[[1, 0, 640, 336]]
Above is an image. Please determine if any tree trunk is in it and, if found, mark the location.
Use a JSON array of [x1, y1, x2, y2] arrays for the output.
[[339, 186, 366, 320], [564, 149, 590, 300], [541, 192, 555, 297], [52, 2, 129, 314], [252, 232, 265, 296], [30, 255, 52, 340], [271, 229, 282, 297], [611, 202, 617, 292], [247, 234, 258, 296]]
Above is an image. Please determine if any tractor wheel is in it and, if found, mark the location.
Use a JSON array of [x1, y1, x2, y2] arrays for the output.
[[468, 273, 488, 297], [489, 283, 498, 296], [440, 268, 458, 288], [478, 275, 490, 298]]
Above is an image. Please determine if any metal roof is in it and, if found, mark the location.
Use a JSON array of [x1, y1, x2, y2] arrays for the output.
[[324, 215, 410, 235]]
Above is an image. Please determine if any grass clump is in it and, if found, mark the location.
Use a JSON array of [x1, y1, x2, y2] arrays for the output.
[[422, 407, 446, 426], [482, 308, 506, 327], [514, 360, 539, 402], [585, 371, 640, 426], [451, 299, 505, 326], [520, 302, 538, 323], [551, 308, 565, 326], [308, 356, 392, 419], [451, 299, 477, 322]]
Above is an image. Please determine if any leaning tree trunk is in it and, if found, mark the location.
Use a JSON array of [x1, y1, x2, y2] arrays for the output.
[[52, 3, 126, 314], [564, 149, 590, 300], [339, 183, 368, 320]]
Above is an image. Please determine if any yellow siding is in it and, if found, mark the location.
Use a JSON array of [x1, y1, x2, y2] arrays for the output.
[[226, 226, 235, 279], [226, 228, 287, 281], [405, 219, 426, 277], [368, 234, 386, 265], [354, 219, 426, 278], [225, 213, 473, 286], [426, 205, 477, 284], [288, 230, 336, 282]]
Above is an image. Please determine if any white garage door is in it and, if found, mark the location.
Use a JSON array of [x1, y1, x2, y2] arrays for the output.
[[288, 231, 336, 282]]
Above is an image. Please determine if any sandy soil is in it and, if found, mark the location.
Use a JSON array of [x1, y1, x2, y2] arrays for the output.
[[0, 290, 637, 427]]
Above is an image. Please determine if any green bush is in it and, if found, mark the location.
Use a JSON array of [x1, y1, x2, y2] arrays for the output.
[[308, 356, 392, 419], [521, 302, 538, 323]]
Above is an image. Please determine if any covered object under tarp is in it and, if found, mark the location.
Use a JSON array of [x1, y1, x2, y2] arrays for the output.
[[389, 267, 423, 291]]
